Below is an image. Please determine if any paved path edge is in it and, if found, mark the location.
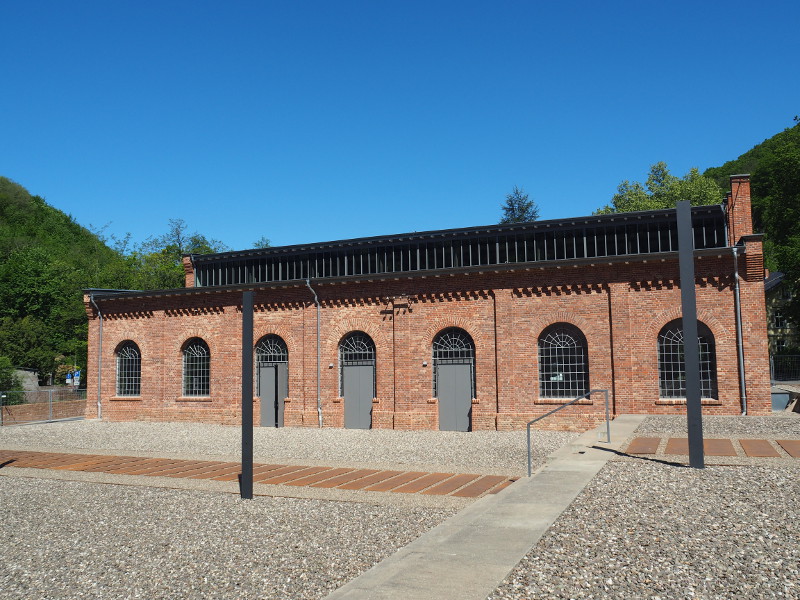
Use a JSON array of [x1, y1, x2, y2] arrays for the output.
[[325, 415, 646, 600]]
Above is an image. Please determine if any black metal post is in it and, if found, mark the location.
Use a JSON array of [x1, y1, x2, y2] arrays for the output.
[[241, 291, 254, 498], [677, 201, 704, 469]]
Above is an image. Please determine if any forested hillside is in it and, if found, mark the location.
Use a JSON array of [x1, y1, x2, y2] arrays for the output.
[[0, 177, 126, 383], [598, 120, 800, 324], [0, 177, 226, 384], [704, 122, 800, 281]]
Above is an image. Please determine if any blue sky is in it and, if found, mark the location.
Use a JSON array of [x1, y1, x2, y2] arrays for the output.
[[2, 1, 798, 251]]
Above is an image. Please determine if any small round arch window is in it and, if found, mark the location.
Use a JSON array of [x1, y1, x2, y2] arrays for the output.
[[339, 332, 376, 364], [538, 324, 589, 398], [256, 335, 288, 364]]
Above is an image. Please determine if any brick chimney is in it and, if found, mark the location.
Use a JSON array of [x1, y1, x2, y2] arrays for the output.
[[182, 255, 195, 288], [726, 174, 753, 246]]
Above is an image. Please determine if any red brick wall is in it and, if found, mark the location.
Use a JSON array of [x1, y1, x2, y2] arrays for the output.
[[84, 250, 772, 430]]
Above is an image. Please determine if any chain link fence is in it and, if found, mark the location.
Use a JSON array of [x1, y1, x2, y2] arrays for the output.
[[0, 389, 86, 426], [770, 355, 800, 382]]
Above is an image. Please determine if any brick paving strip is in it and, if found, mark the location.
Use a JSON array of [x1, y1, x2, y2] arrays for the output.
[[422, 473, 481, 496], [391, 472, 454, 493], [310, 469, 381, 489], [0, 449, 510, 498], [777, 439, 800, 458], [739, 439, 781, 457], [625, 437, 660, 454], [336, 470, 403, 491], [627, 437, 800, 459], [284, 467, 353, 486]]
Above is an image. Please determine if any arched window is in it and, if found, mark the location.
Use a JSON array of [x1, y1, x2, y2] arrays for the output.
[[658, 320, 717, 398], [255, 334, 288, 396], [538, 324, 589, 398], [116, 341, 141, 396], [256, 334, 288, 364], [183, 338, 210, 396], [432, 328, 475, 398]]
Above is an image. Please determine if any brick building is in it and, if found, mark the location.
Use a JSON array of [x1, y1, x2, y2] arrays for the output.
[[84, 175, 771, 431]]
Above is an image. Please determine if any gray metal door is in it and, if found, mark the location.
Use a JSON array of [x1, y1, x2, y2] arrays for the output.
[[437, 363, 472, 431], [343, 364, 373, 429], [259, 363, 287, 427]]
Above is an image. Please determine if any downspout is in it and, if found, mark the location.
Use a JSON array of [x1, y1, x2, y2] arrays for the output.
[[305, 279, 323, 427], [89, 293, 103, 420], [732, 246, 748, 415]]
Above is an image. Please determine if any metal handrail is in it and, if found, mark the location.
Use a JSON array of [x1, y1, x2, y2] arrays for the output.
[[526, 389, 610, 477]]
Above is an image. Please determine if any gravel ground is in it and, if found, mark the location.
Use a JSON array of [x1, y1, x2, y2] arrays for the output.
[[0, 420, 576, 598], [0, 477, 454, 599], [491, 415, 800, 600], [0, 420, 578, 476], [3, 416, 798, 599]]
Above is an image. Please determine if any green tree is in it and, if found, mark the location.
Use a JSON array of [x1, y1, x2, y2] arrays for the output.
[[130, 219, 229, 289], [252, 235, 271, 249], [596, 162, 722, 214], [500, 186, 539, 223], [754, 146, 800, 322], [0, 356, 22, 391], [0, 177, 244, 383]]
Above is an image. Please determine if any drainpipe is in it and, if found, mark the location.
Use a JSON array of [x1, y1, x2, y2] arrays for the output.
[[732, 246, 748, 415], [306, 279, 323, 427], [89, 293, 103, 420]]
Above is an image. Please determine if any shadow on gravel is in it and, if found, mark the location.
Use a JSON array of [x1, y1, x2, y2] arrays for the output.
[[589, 445, 690, 468]]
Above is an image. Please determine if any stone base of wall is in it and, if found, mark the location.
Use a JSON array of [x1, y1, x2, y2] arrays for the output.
[[95, 394, 774, 431], [371, 410, 394, 429], [497, 411, 609, 432], [471, 412, 497, 430]]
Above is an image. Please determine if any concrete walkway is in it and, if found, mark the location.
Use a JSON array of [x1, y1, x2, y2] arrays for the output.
[[325, 414, 645, 600]]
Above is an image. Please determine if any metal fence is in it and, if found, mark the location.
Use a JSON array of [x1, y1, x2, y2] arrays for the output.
[[0, 389, 87, 426], [770, 355, 800, 383]]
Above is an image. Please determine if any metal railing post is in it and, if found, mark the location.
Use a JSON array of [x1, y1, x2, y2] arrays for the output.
[[526, 421, 533, 477], [49, 389, 53, 422], [526, 389, 610, 477]]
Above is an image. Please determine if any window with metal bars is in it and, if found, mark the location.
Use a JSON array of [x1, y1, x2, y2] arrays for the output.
[[115, 341, 141, 396], [538, 324, 589, 398], [338, 332, 376, 396], [183, 338, 210, 396], [255, 335, 288, 395], [432, 328, 475, 398], [657, 320, 717, 399]]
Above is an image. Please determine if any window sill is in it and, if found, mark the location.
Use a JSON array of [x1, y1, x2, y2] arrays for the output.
[[655, 398, 722, 406], [534, 397, 593, 405], [177, 396, 213, 403], [110, 396, 142, 401]]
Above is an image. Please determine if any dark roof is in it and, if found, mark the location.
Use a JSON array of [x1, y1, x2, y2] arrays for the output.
[[189, 204, 725, 263], [765, 271, 785, 292]]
